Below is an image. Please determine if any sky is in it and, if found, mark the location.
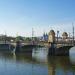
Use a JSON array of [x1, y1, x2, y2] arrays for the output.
[[0, 0, 75, 37]]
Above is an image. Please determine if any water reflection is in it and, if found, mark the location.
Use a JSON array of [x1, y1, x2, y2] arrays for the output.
[[32, 47, 48, 63], [0, 48, 48, 75], [48, 56, 74, 75], [32, 47, 75, 75], [69, 47, 75, 65], [0, 52, 33, 75], [0, 47, 75, 75], [0, 52, 32, 63]]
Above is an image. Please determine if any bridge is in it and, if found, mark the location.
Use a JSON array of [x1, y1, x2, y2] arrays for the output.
[[0, 40, 74, 56]]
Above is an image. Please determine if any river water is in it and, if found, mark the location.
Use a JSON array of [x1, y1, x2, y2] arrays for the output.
[[0, 47, 75, 75]]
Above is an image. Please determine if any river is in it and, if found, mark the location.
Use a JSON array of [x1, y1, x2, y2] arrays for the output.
[[0, 47, 75, 75]]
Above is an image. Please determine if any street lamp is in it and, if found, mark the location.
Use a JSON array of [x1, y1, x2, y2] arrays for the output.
[[57, 30, 59, 43]]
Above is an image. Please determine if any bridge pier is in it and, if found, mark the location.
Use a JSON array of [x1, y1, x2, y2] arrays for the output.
[[48, 42, 73, 56], [48, 42, 56, 56], [15, 41, 21, 53]]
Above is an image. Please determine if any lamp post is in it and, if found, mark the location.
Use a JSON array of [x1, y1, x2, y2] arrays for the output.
[[72, 23, 74, 45], [4, 31, 7, 44], [57, 30, 59, 43], [32, 28, 34, 45]]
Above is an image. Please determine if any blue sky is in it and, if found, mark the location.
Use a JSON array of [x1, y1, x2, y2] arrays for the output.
[[0, 0, 75, 37]]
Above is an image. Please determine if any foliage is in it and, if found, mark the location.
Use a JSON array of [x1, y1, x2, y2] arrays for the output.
[[15, 36, 24, 42]]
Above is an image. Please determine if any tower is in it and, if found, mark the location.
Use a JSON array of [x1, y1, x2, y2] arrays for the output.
[[48, 30, 55, 43]]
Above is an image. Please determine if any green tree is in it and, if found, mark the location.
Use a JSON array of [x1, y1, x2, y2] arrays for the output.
[[15, 36, 24, 42]]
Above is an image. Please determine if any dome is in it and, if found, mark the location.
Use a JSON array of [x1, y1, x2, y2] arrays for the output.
[[49, 30, 55, 35], [62, 32, 68, 36]]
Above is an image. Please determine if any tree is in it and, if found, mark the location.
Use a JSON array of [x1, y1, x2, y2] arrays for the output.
[[15, 36, 24, 42]]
